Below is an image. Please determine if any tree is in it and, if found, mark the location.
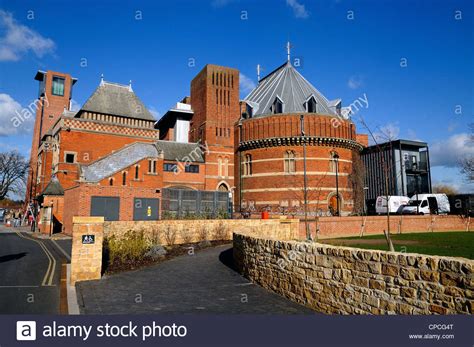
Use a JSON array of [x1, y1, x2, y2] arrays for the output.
[[432, 184, 458, 195], [0, 151, 29, 200], [348, 149, 366, 215], [458, 123, 473, 182]]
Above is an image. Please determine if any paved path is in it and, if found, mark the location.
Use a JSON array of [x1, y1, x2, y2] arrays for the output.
[[0, 226, 70, 313], [77, 244, 314, 314]]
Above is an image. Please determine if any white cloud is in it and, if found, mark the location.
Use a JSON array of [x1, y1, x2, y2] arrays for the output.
[[347, 75, 363, 89], [0, 10, 55, 62], [372, 123, 400, 143], [0, 93, 37, 136], [430, 133, 474, 168], [239, 73, 256, 95], [286, 0, 309, 19]]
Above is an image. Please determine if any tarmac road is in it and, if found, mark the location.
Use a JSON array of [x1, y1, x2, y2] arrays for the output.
[[0, 225, 70, 314]]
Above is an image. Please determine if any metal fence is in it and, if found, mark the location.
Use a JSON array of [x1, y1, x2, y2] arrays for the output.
[[161, 188, 230, 218]]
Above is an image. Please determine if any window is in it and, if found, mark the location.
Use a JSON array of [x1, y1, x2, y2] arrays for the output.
[[185, 164, 199, 173], [243, 154, 252, 175], [212, 72, 214, 85], [52, 76, 65, 96], [329, 152, 339, 173], [272, 97, 283, 114], [135, 165, 139, 180], [65, 153, 76, 163], [122, 172, 127, 186], [163, 163, 178, 172], [284, 151, 296, 173], [306, 97, 317, 113], [148, 160, 157, 173], [218, 157, 222, 177], [109, 178, 114, 186]]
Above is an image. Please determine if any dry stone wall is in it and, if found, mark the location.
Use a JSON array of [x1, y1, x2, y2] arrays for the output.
[[103, 219, 299, 245], [233, 232, 473, 314]]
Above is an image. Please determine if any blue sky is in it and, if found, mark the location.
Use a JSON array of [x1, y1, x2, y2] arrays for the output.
[[0, 0, 473, 192]]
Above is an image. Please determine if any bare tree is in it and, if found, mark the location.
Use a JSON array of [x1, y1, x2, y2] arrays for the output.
[[356, 118, 395, 251], [458, 123, 473, 182], [0, 151, 29, 201], [348, 149, 366, 215]]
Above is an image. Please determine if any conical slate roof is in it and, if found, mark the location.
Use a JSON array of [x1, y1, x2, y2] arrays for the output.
[[41, 176, 64, 196], [80, 81, 155, 121], [244, 61, 338, 117]]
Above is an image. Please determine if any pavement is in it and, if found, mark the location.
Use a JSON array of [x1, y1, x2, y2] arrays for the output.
[[77, 244, 314, 314], [0, 224, 72, 314]]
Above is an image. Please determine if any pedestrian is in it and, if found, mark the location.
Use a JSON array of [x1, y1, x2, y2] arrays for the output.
[[13, 210, 20, 227]]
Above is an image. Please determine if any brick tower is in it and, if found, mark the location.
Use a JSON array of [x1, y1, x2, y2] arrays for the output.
[[25, 70, 77, 204], [189, 65, 240, 195]]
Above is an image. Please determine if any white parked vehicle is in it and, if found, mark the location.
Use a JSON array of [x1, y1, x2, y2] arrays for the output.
[[376, 196, 410, 215], [402, 193, 450, 215]]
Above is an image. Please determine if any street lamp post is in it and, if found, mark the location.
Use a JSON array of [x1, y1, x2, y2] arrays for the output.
[[333, 153, 340, 216], [300, 115, 310, 240]]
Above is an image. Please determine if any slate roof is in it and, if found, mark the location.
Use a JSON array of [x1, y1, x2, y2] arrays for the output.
[[80, 81, 155, 121], [156, 141, 205, 162], [244, 61, 338, 117], [81, 142, 160, 182], [41, 177, 64, 196], [81, 141, 205, 182]]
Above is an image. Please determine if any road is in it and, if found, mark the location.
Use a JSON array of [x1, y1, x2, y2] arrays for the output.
[[77, 244, 314, 314], [0, 225, 71, 314]]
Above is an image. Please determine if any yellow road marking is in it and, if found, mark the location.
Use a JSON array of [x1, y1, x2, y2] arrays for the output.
[[15, 231, 56, 286]]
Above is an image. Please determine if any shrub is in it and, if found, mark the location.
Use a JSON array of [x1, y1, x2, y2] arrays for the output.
[[105, 230, 150, 265], [179, 227, 193, 244], [213, 222, 228, 240], [198, 225, 209, 241], [163, 225, 177, 245]]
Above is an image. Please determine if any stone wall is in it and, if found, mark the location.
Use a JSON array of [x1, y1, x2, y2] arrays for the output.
[[70, 217, 104, 285], [103, 218, 299, 245], [300, 215, 471, 239], [233, 232, 473, 314]]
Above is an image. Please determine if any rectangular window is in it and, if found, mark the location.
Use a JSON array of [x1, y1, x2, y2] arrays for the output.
[[163, 163, 178, 172], [185, 164, 199, 173], [65, 153, 76, 163], [52, 76, 65, 96]]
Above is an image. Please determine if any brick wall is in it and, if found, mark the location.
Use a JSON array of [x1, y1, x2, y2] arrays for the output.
[[234, 231, 474, 314], [299, 215, 472, 239], [103, 219, 299, 245], [63, 184, 162, 235]]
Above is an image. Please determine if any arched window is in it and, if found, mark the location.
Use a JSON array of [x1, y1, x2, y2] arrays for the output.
[[244, 154, 252, 175], [271, 97, 283, 114], [218, 183, 229, 192], [109, 178, 113, 186], [284, 150, 296, 173], [306, 96, 317, 113], [329, 152, 339, 173], [135, 165, 139, 180], [122, 172, 127, 186]]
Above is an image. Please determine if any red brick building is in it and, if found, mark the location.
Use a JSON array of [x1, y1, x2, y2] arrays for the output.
[[26, 59, 367, 234], [235, 60, 368, 216]]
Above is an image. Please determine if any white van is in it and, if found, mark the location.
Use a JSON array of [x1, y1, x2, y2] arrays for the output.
[[376, 196, 410, 215], [402, 194, 450, 215]]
